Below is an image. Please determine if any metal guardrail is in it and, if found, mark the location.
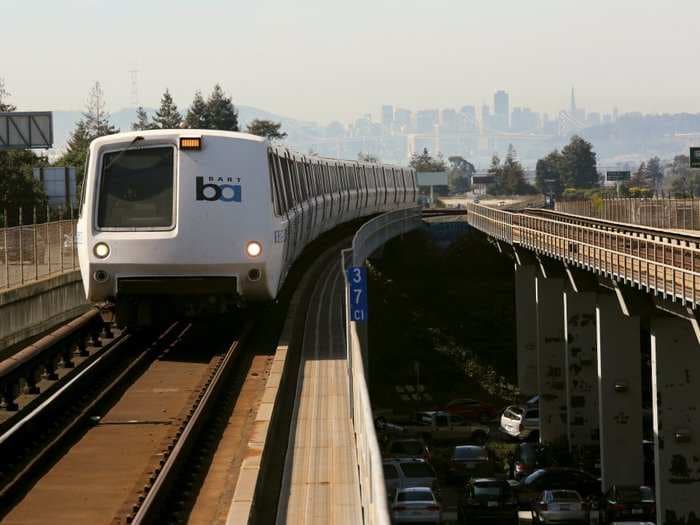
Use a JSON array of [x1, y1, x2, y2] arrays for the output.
[[341, 207, 421, 525], [556, 197, 700, 231], [1, 219, 78, 290], [466, 203, 700, 307]]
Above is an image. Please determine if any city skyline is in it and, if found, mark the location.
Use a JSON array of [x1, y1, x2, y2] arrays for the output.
[[4, 0, 700, 121]]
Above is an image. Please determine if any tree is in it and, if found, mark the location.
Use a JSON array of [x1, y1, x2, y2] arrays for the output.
[[0, 149, 48, 225], [409, 148, 446, 172], [666, 154, 700, 196], [629, 161, 650, 188], [206, 84, 238, 131], [560, 135, 598, 188], [54, 82, 118, 186], [0, 78, 15, 111], [152, 89, 182, 129], [646, 156, 663, 192], [0, 82, 47, 224], [246, 119, 287, 140], [487, 145, 534, 195], [447, 155, 475, 193], [358, 152, 379, 163], [185, 90, 209, 129], [132, 106, 154, 131], [535, 150, 565, 196], [83, 81, 118, 137]]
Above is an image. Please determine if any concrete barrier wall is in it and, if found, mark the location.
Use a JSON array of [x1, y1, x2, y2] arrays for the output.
[[0, 270, 88, 357]]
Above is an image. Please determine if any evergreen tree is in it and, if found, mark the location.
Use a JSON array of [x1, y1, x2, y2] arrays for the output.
[[185, 90, 209, 129], [152, 89, 182, 129], [629, 161, 650, 188], [535, 150, 565, 196], [0, 78, 15, 111], [206, 84, 238, 131], [246, 119, 286, 140], [83, 81, 118, 137], [447, 155, 475, 193], [647, 156, 663, 191], [132, 106, 154, 131], [409, 148, 446, 172], [500, 144, 528, 194], [560, 135, 598, 188]]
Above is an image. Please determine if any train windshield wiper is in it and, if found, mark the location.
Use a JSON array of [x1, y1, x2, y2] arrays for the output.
[[104, 136, 144, 172]]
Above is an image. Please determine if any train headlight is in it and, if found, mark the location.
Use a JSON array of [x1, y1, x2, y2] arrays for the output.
[[246, 241, 262, 257], [93, 242, 110, 259]]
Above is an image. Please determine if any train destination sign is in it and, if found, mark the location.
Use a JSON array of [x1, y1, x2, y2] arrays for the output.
[[606, 171, 631, 182], [0, 112, 53, 150], [691, 147, 700, 168]]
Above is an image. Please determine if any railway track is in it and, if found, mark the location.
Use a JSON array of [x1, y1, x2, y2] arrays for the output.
[[0, 315, 262, 525]]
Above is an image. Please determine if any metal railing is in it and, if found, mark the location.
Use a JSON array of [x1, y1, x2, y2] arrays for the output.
[[467, 203, 700, 307], [556, 197, 700, 231], [341, 206, 421, 525], [1, 217, 78, 290]]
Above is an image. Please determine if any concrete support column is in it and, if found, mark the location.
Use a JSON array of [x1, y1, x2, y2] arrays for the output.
[[515, 263, 538, 398], [564, 288, 599, 453], [596, 292, 644, 490], [535, 270, 567, 444], [651, 314, 700, 525]]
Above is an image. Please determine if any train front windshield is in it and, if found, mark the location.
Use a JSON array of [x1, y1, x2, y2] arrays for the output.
[[97, 147, 175, 229]]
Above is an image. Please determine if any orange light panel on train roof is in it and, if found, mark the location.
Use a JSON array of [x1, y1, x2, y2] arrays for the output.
[[180, 137, 202, 150]]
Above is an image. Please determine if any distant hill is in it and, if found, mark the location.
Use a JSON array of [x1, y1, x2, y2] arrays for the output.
[[51, 105, 317, 154]]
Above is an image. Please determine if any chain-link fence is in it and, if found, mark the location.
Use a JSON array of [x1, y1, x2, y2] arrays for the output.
[[0, 215, 79, 290], [555, 197, 700, 231]]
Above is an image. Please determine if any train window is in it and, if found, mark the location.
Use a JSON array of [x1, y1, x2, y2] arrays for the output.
[[97, 146, 174, 229], [296, 160, 307, 202], [268, 150, 283, 215]]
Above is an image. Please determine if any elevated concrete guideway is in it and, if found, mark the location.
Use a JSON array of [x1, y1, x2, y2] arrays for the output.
[[466, 202, 700, 524]]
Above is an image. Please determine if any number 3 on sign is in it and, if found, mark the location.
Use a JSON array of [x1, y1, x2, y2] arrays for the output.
[[347, 266, 368, 323]]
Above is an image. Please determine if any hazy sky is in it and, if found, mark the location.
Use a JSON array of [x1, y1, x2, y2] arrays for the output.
[[3, 0, 700, 123]]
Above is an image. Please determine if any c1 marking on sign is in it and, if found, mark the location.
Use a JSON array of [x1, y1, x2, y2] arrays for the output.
[[347, 266, 368, 323], [690, 148, 700, 168]]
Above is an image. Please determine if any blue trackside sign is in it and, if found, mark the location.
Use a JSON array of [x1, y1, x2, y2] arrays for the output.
[[347, 266, 368, 322]]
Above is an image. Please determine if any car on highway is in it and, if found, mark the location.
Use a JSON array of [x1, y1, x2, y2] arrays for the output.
[[383, 438, 431, 463], [599, 485, 655, 524], [515, 468, 601, 507], [531, 489, 589, 524], [500, 404, 540, 441], [390, 486, 441, 524], [447, 445, 494, 483], [383, 458, 439, 498], [457, 478, 519, 524], [444, 398, 498, 422]]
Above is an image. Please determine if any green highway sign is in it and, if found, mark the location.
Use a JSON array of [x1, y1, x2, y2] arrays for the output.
[[606, 171, 630, 182], [691, 148, 700, 168]]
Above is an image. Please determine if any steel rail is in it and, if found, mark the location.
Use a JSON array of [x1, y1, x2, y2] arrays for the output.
[[129, 322, 253, 525]]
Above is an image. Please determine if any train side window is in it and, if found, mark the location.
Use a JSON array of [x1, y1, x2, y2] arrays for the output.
[[275, 154, 290, 212], [268, 150, 281, 215]]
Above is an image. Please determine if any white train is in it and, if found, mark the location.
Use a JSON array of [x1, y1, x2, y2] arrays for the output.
[[76, 130, 417, 324]]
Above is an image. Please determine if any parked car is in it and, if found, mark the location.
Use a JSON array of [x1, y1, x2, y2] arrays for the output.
[[383, 438, 431, 463], [390, 487, 441, 524], [600, 485, 655, 524], [516, 468, 601, 507], [447, 445, 494, 482], [500, 405, 540, 441], [531, 489, 589, 524], [383, 458, 439, 498], [457, 478, 519, 524], [513, 442, 541, 480], [404, 411, 490, 444], [444, 398, 498, 422]]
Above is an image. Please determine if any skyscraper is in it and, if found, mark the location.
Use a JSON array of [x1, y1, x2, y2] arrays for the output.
[[381, 105, 394, 128], [493, 90, 509, 131]]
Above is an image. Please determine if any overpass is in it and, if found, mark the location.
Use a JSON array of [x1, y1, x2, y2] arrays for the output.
[[466, 202, 700, 524], [2, 203, 700, 524]]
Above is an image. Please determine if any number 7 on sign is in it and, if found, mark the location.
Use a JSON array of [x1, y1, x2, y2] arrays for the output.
[[346, 266, 368, 323]]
